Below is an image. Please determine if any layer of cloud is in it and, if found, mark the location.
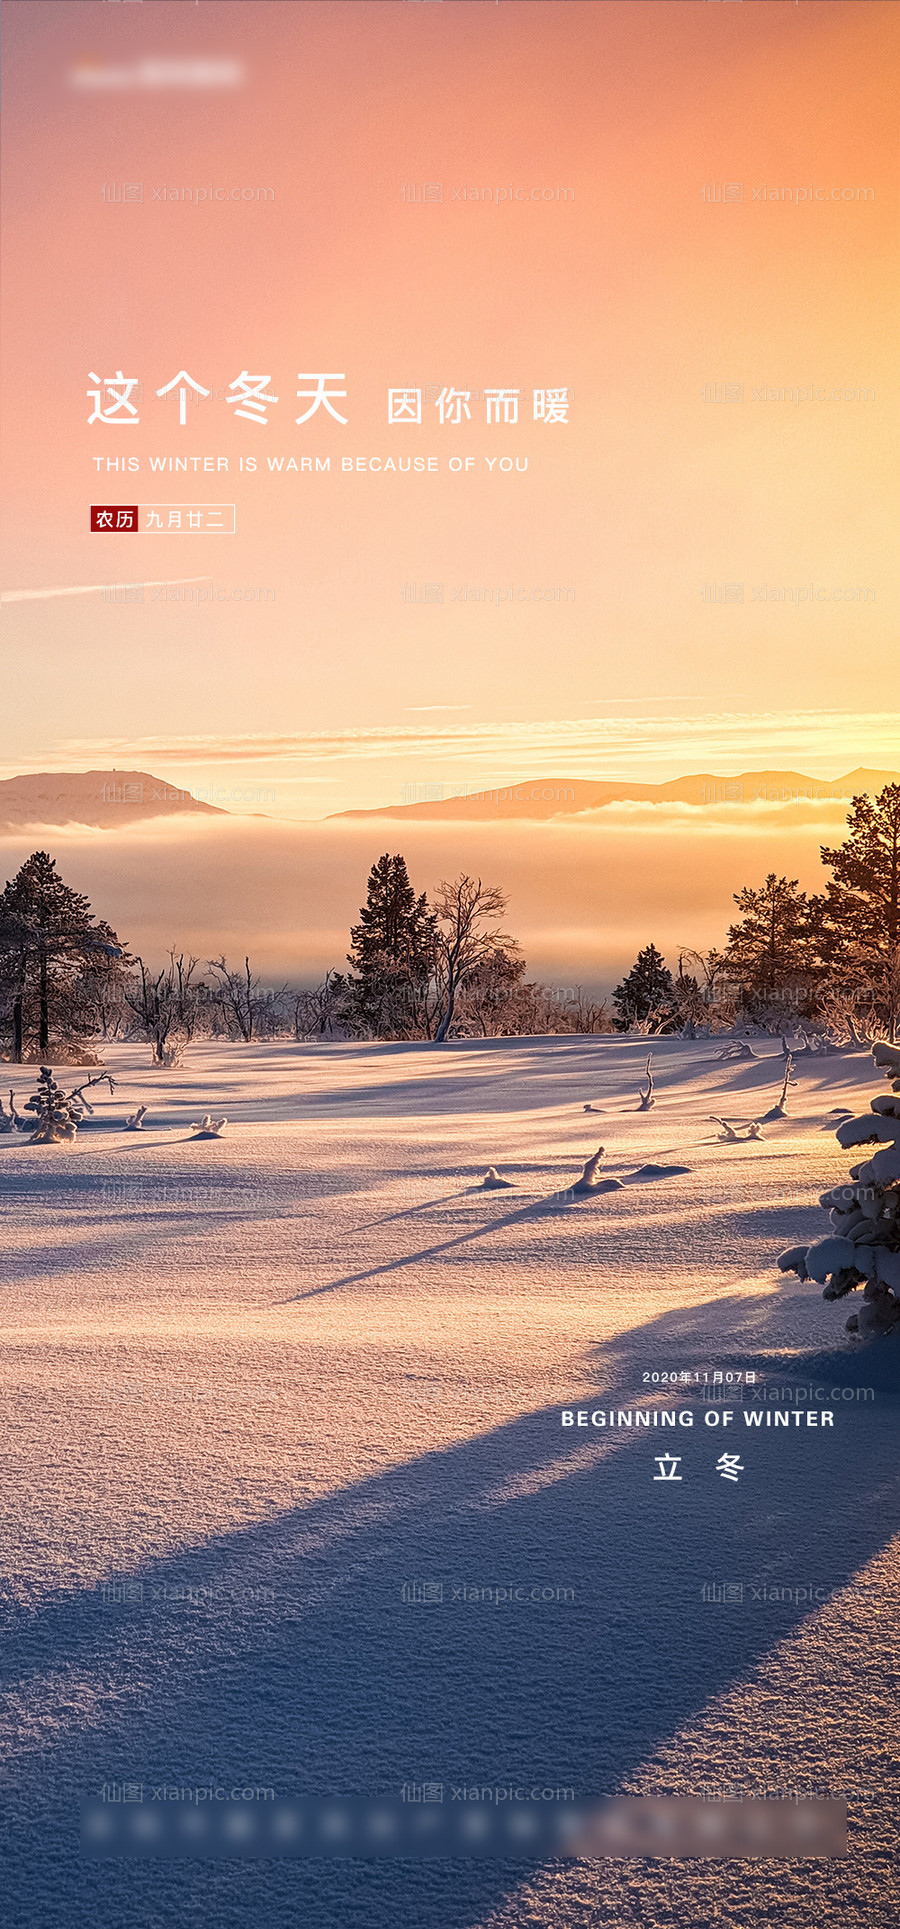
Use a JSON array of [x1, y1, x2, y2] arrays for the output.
[[0, 799, 860, 994]]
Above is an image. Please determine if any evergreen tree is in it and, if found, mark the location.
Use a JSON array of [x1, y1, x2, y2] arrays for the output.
[[818, 784, 900, 1039], [612, 944, 676, 1030], [725, 873, 819, 1010], [778, 1040, 900, 1339], [347, 854, 437, 1037], [0, 852, 122, 1060]]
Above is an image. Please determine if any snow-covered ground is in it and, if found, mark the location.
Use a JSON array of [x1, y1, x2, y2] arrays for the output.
[[1, 1035, 898, 1928]]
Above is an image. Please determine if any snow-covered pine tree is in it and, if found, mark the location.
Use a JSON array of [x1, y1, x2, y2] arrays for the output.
[[347, 854, 436, 1038], [726, 873, 820, 1011], [777, 1042, 900, 1340], [20, 1066, 115, 1143], [818, 783, 900, 1041], [612, 944, 675, 1031], [0, 851, 123, 1061], [24, 1066, 83, 1143]]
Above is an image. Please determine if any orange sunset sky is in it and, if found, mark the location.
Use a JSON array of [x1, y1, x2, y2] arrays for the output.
[[1, 0, 897, 980]]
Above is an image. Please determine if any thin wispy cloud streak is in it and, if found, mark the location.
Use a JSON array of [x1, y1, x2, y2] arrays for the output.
[[1, 579, 210, 604], [56, 710, 900, 778]]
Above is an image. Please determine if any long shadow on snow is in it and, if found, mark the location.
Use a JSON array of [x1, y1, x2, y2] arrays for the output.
[[285, 1187, 617, 1300], [287, 1174, 817, 1303], [0, 1291, 896, 1929]]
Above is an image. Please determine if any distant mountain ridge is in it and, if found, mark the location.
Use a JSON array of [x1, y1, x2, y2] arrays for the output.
[[0, 766, 896, 834], [0, 770, 224, 831], [332, 768, 900, 822]]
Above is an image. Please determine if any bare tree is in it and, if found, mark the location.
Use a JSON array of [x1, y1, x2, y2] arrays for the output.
[[431, 876, 517, 1044], [125, 952, 202, 1064], [562, 989, 616, 1035], [290, 971, 355, 1040], [205, 956, 288, 1042], [451, 948, 524, 1037], [206, 956, 257, 1042]]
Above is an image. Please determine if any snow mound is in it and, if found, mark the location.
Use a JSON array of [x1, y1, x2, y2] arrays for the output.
[[627, 1163, 692, 1182]]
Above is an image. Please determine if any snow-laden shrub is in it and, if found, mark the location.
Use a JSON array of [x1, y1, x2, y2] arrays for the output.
[[20, 1066, 116, 1144], [24, 1067, 83, 1143], [777, 1043, 900, 1341]]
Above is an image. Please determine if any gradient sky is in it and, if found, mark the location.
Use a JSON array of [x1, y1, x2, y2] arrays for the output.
[[2, 0, 898, 820]]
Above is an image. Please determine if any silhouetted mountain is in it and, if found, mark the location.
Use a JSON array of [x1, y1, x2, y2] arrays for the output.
[[0, 770, 225, 831], [332, 768, 900, 822]]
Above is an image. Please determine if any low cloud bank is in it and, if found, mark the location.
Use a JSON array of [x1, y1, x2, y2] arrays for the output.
[[0, 799, 854, 993]]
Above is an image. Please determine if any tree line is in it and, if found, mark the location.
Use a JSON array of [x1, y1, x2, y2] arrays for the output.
[[0, 783, 897, 1059]]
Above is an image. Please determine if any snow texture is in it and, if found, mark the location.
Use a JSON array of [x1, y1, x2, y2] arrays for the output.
[[1, 1035, 898, 1928]]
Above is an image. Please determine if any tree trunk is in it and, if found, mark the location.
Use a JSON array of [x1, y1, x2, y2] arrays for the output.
[[433, 975, 457, 1043], [39, 950, 49, 1055], [12, 995, 23, 1064]]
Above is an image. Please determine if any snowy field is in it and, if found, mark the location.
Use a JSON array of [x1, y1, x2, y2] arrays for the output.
[[1, 1034, 898, 1928]]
